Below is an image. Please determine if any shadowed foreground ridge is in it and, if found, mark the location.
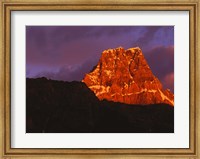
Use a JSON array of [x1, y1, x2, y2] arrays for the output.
[[26, 78, 174, 133]]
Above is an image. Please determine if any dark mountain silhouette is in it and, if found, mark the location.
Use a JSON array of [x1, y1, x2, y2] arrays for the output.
[[26, 77, 174, 133]]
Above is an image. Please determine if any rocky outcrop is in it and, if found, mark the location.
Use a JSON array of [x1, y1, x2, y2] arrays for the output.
[[83, 47, 174, 106]]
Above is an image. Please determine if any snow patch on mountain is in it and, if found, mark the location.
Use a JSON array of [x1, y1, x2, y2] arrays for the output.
[[83, 47, 174, 106]]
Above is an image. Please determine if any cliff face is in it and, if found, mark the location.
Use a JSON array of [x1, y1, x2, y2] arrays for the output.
[[83, 47, 174, 106]]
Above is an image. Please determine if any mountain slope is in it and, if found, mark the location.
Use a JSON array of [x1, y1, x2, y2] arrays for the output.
[[26, 78, 174, 133], [83, 47, 174, 106]]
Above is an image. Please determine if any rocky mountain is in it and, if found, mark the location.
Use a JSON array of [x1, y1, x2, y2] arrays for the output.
[[83, 47, 174, 106], [26, 78, 174, 133]]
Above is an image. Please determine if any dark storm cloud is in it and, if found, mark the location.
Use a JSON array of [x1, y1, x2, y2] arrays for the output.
[[87, 26, 143, 37], [34, 58, 98, 82], [145, 45, 174, 91], [135, 26, 161, 47], [163, 72, 174, 92], [26, 26, 144, 67], [146, 45, 174, 78], [26, 26, 173, 66], [132, 26, 174, 51], [26, 26, 141, 50]]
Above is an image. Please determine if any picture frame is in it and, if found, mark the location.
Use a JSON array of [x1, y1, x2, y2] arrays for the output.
[[0, 0, 199, 158]]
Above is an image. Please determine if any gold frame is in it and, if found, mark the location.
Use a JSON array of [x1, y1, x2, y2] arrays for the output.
[[0, 0, 199, 158]]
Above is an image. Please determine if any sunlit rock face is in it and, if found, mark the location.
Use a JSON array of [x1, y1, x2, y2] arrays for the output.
[[82, 47, 174, 106]]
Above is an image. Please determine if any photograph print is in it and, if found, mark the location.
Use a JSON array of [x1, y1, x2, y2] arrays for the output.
[[26, 26, 174, 133]]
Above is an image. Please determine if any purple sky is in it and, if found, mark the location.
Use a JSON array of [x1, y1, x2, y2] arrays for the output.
[[26, 26, 174, 92]]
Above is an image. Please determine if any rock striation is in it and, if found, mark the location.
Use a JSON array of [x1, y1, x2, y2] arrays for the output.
[[83, 47, 174, 106]]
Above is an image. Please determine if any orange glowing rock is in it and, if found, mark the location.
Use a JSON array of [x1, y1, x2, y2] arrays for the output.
[[82, 47, 174, 106]]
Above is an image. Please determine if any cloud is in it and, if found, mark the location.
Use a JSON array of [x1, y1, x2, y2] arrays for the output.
[[26, 26, 174, 67], [132, 27, 161, 51], [34, 59, 98, 81], [145, 45, 174, 92], [162, 72, 174, 92], [132, 26, 174, 51], [136, 26, 161, 45], [146, 45, 174, 78], [26, 26, 174, 92], [26, 26, 144, 67], [26, 26, 141, 50]]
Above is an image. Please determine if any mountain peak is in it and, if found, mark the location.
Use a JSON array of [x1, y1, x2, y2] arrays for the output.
[[82, 47, 174, 106]]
